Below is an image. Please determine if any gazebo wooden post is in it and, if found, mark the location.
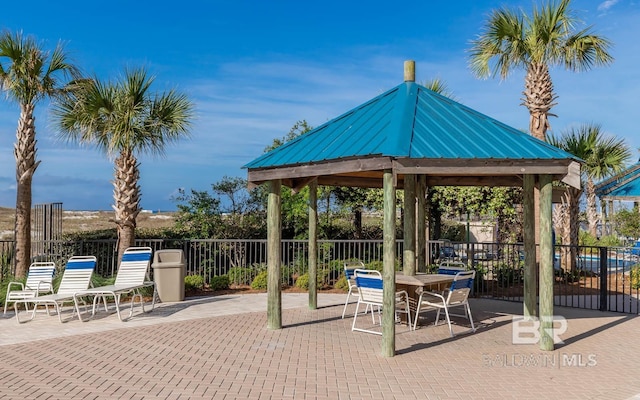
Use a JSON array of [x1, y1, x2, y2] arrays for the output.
[[382, 170, 396, 357], [267, 179, 282, 330], [416, 175, 426, 272], [308, 179, 318, 310], [539, 174, 555, 351], [403, 174, 416, 275], [523, 174, 537, 319]]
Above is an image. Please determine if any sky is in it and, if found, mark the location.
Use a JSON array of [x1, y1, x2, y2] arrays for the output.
[[0, 0, 638, 211]]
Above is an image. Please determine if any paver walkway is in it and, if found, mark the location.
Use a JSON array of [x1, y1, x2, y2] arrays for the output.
[[1, 294, 639, 399]]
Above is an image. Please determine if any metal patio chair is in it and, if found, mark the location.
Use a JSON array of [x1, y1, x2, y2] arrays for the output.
[[413, 270, 476, 337]]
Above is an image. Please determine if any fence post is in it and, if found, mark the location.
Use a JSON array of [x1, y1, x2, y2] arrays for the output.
[[599, 246, 608, 311]]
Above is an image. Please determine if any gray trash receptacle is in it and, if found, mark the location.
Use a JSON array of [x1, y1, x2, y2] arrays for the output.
[[152, 249, 186, 302]]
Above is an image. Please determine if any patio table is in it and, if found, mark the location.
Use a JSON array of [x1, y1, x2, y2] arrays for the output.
[[395, 273, 454, 326]]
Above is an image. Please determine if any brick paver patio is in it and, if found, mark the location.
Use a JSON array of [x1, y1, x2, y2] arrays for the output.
[[1, 294, 639, 399]]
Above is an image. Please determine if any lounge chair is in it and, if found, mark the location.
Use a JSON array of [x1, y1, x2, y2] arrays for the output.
[[437, 261, 467, 275], [3, 261, 56, 315], [73, 247, 156, 322], [14, 256, 97, 323]]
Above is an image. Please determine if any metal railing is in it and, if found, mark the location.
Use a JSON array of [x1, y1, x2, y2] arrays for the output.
[[1, 238, 638, 314]]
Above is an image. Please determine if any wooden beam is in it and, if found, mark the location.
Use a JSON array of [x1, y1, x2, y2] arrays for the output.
[[382, 170, 396, 357], [523, 175, 537, 319], [267, 180, 282, 330], [308, 180, 318, 310], [424, 175, 523, 187], [395, 157, 573, 172], [291, 176, 318, 194], [539, 174, 554, 351], [403, 175, 416, 275], [416, 175, 426, 272], [317, 175, 384, 188], [247, 157, 393, 184], [559, 161, 581, 189]]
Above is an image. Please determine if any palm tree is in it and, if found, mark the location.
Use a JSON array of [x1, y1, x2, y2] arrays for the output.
[[52, 68, 194, 261], [468, 0, 613, 141], [469, 0, 613, 258], [0, 31, 80, 278], [547, 124, 630, 245]]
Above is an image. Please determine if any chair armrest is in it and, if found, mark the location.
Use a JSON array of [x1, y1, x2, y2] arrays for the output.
[[6, 281, 25, 292], [418, 290, 446, 305], [35, 280, 52, 293]]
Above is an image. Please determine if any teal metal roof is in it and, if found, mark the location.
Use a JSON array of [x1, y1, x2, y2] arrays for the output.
[[595, 163, 640, 200], [244, 81, 577, 170]]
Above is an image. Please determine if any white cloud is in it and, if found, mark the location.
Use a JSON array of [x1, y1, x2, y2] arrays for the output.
[[598, 0, 620, 12]]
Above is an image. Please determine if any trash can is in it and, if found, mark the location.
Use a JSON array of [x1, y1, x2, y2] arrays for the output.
[[152, 249, 186, 302]]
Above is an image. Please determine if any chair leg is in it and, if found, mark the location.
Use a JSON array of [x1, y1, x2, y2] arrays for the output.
[[466, 303, 476, 332], [443, 307, 455, 337], [404, 298, 412, 330], [351, 300, 362, 331], [413, 303, 421, 331], [341, 288, 353, 319], [434, 308, 443, 326]]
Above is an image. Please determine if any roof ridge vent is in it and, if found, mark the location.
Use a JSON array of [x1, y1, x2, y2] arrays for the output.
[[404, 60, 415, 82]]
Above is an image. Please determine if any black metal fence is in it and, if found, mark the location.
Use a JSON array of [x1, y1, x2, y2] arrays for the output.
[[1, 238, 638, 314]]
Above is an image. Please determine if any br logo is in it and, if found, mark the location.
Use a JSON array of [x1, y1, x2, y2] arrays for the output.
[[512, 316, 568, 345]]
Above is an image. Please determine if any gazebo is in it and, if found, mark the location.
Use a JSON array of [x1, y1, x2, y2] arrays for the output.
[[595, 162, 640, 202], [595, 161, 640, 236], [244, 61, 581, 356]]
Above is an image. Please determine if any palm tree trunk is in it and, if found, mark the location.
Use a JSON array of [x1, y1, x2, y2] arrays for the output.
[[557, 194, 579, 272], [567, 188, 581, 271], [522, 63, 556, 260], [523, 63, 555, 141], [523, 63, 556, 141], [585, 179, 599, 237], [14, 103, 40, 278], [113, 151, 141, 262]]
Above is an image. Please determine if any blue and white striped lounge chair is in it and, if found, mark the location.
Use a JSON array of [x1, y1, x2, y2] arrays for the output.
[[437, 261, 467, 275], [413, 270, 476, 337], [73, 247, 156, 322], [14, 256, 97, 323], [3, 261, 56, 315], [351, 269, 412, 335]]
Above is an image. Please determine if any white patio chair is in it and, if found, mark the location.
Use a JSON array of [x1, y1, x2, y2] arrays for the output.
[[3, 261, 56, 315], [341, 261, 365, 318], [14, 256, 97, 323], [413, 270, 476, 337], [351, 269, 411, 335], [73, 247, 156, 322]]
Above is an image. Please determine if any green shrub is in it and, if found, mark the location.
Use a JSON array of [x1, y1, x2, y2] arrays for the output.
[[92, 274, 115, 288], [184, 274, 205, 291], [472, 265, 487, 293], [295, 273, 310, 290], [334, 276, 350, 291], [228, 266, 258, 285], [425, 264, 439, 273], [494, 263, 522, 287], [441, 221, 466, 242], [630, 265, 640, 290], [364, 260, 401, 272], [295, 272, 325, 290], [251, 270, 269, 290], [210, 275, 230, 291]]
